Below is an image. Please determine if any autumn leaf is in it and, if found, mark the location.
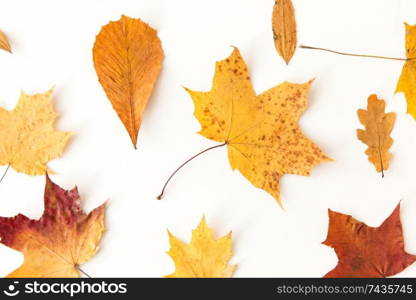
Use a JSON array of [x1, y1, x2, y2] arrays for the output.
[[0, 89, 72, 176], [323, 204, 416, 278], [0, 175, 106, 277], [396, 23, 416, 118], [272, 0, 297, 64], [93, 15, 164, 148], [170, 48, 330, 206], [357, 94, 396, 177], [0, 30, 11, 53], [166, 216, 236, 278]]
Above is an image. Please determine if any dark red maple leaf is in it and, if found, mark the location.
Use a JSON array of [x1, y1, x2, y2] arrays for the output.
[[323, 203, 416, 277]]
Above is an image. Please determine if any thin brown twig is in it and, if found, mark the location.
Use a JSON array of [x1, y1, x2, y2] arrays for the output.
[[378, 136, 385, 178], [300, 45, 410, 61], [76, 265, 91, 278], [156, 143, 227, 200], [0, 164, 10, 184]]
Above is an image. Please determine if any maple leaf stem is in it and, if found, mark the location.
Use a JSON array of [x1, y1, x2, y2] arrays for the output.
[[76, 265, 91, 278], [378, 136, 385, 178], [0, 164, 10, 184], [156, 143, 227, 200], [300, 45, 409, 61]]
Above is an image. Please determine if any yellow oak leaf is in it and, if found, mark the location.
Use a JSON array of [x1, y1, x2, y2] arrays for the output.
[[166, 216, 236, 278], [396, 23, 416, 118], [0, 89, 72, 175], [272, 0, 297, 64], [93, 15, 164, 148], [357, 94, 396, 176], [186, 48, 331, 206], [0, 175, 105, 277]]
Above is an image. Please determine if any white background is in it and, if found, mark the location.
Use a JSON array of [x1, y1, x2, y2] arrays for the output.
[[0, 0, 415, 277]]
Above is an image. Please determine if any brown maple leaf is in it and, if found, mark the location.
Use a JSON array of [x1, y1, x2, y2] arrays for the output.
[[323, 204, 416, 277]]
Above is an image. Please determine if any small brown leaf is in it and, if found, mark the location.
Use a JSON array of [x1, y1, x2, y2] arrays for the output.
[[357, 94, 396, 177], [272, 0, 297, 64], [0, 30, 11, 53]]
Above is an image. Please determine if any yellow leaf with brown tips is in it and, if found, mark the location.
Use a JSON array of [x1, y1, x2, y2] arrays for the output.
[[186, 48, 331, 206]]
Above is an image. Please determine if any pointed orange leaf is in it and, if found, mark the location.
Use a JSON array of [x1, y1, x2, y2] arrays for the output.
[[93, 15, 164, 148]]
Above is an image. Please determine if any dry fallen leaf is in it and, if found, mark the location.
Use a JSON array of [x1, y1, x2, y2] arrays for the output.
[[357, 94, 396, 177], [396, 23, 416, 118], [93, 15, 164, 148], [323, 204, 416, 278], [0, 30, 11, 53], [166, 216, 236, 278], [0, 89, 72, 175], [272, 0, 297, 64], [0, 175, 106, 277], [186, 48, 330, 206]]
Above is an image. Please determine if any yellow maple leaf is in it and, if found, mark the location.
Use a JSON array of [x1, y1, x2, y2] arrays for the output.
[[0, 89, 72, 175], [396, 23, 416, 118], [166, 216, 236, 278], [186, 48, 331, 205]]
